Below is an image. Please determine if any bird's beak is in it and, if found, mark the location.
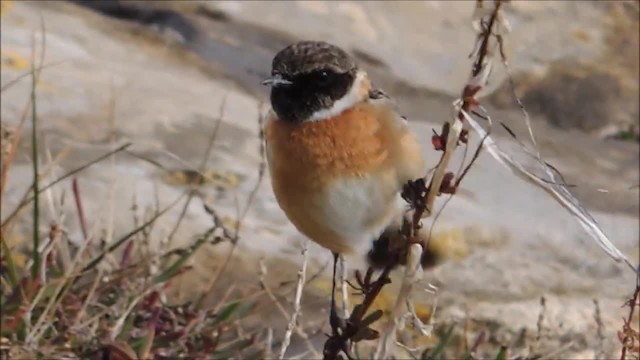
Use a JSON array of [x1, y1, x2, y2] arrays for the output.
[[261, 74, 293, 87]]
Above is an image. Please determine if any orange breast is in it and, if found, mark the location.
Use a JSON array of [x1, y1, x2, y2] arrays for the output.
[[266, 107, 389, 187]]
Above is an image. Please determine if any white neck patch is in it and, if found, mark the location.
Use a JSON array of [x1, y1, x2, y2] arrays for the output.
[[307, 71, 368, 122]]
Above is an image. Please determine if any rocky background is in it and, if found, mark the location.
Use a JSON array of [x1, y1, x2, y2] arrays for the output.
[[1, 1, 638, 358]]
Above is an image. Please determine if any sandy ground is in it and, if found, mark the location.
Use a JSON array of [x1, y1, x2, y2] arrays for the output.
[[1, 1, 638, 358]]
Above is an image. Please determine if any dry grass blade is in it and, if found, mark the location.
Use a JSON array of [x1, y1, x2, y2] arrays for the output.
[[29, 31, 41, 280], [463, 111, 635, 272], [1, 143, 132, 229], [81, 192, 185, 273], [375, 244, 424, 358], [258, 259, 320, 358], [166, 95, 227, 244], [0, 60, 67, 93], [196, 105, 266, 309]]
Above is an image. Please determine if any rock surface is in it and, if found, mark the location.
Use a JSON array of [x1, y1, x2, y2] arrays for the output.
[[1, 1, 638, 358]]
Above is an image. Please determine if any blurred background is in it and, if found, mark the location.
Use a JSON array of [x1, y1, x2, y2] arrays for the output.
[[1, 1, 638, 358]]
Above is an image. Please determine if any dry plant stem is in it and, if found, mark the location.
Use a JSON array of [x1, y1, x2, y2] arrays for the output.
[[620, 278, 640, 360], [593, 299, 606, 359], [110, 289, 152, 340], [477, 1, 634, 271], [196, 108, 266, 309], [464, 108, 636, 272], [26, 206, 112, 346], [278, 240, 309, 360], [72, 178, 88, 241], [1, 16, 47, 218], [323, 265, 393, 360], [0, 97, 30, 201], [81, 192, 186, 273], [29, 33, 41, 280], [372, 1, 507, 356], [167, 97, 226, 244], [265, 328, 274, 359], [71, 267, 103, 329], [259, 259, 320, 358], [529, 295, 547, 356], [1, 143, 132, 229], [0, 60, 66, 93], [375, 243, 424, 359], [422, 0, 504, 219]]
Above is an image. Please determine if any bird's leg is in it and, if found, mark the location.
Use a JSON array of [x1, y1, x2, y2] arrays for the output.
[[329, 252, 342, 334], [339, 254, 350, 319]]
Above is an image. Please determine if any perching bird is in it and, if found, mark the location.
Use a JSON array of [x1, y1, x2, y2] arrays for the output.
[[262, 40, 427, 319]]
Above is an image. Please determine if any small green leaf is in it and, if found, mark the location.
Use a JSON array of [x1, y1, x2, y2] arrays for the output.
[[211, 300, 254, 326], [422, 324, 455, 360], [153, 238, 205, 284], [117, 313, 136, 342], [495, 346, 508, 360], [82, 198, 181, 273], [1, 240, 19, 287]]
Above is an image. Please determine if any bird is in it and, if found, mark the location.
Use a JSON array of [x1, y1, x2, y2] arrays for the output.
[[261, 40, 427, 320]]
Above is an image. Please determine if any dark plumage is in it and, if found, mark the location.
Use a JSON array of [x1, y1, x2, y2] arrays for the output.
[[271, 41, 356, 76], [267, 41, 358, 123]]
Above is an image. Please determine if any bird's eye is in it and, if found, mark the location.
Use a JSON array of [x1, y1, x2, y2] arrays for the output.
[[316, 70, 332, 86]]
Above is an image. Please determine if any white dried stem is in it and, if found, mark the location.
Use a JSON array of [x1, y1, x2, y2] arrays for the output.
[[375, 243, 424, 359], [424, 117, 464, 216], [109, 288, 152, 341], [259, 259, 319, 358], [265, 327, 274, 359], [462, 109, 635, 271], [375, 2, 508, 358], [278, 240, 309, 360]]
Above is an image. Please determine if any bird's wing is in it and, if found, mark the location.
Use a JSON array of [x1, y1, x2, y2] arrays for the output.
[[367, 89, 427, 187]]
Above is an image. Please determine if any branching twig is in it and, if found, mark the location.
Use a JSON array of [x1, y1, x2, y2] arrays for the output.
[[323, 265, 392, 360], [369, 2, 509, 357], [619, 274, 640, 360], [196, 105, 266, 309], [320, 2, 508, 358]]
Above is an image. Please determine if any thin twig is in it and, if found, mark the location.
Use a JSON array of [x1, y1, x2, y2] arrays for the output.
[[259, 259, 320, 358], [29, 31, 41, 279], [196, 106, 266, 309], [1, 143, 132, 228], [620, 274, 640, 360], [278, 240, 309, 360], [593, 299, 605, 360], [375, 243, 424, 358], [71, 178, 88, 241], [166, 95, 227, 244]]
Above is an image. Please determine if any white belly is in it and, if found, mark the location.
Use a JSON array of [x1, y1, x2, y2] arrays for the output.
[[321, 173, 404, 254]]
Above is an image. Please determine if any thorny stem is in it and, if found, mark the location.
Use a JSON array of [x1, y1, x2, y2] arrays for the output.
[[323, 265, 392, 360], [323, 1, 508, 358], [620, 274, 640, 360], [471, 0, 504, 78]]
